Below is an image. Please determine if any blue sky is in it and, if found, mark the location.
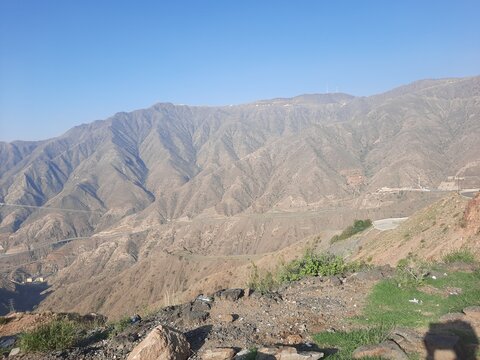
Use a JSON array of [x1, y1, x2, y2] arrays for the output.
[[1, 1, 479, 141]]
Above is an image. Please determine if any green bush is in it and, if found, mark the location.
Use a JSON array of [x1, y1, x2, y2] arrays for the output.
[[330, 219, 372, 244], [19, 319, 77, 352], [443, 249, 476, 264], [278, 250, 348, 283], [247, 251, 366, 293]]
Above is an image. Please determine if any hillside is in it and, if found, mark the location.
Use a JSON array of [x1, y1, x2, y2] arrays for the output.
[[0, 76, 480, 318], [349, 193, 480, 265]]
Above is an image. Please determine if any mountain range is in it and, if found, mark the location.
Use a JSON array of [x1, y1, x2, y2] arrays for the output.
[[0, 76, 479, 318]]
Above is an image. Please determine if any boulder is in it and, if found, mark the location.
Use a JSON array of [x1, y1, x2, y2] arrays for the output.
[[352, 340, 408, 359], [438, 313, 466, 322], [256, 346, 323, 360], [216, 289, 244, 301], [182, 300, 211, 322], [8, 348, 20, 357], [389, 327, 426, 357], [463, 306, 480, 322], [200, 348, 236, 360], [127, 324, 190, 360], [256, 347, 279, 360], [277, 348, 324, 360]]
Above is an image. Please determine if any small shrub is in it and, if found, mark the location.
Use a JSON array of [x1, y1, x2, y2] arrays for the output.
[[443, 249, 476, 264], [108, 316, 132, 337], [247, 263, 277, 294], [0, 317, 10, 325], [19, 319, 77, 352], [395, 256, 430, 288], [330, 219, 372, 244]]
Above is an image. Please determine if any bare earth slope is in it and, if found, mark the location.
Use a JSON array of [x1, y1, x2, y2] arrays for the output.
[[0, 76, 479, 318]]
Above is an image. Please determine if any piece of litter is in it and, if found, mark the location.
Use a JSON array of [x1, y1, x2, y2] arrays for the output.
[[409, 298, 420, 304], [431, 275, 437, 280]]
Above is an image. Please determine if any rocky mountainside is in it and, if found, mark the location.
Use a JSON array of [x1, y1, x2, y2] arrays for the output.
[[0, 76, 480, 318]]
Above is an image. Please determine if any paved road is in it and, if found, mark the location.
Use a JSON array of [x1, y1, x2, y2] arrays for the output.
[[460, 189, 480, 199], [0, 202, 103, 214], [0, 236, 91, 259], [373, 217, 408, 231]]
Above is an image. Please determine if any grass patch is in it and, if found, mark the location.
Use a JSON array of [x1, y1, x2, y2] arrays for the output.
[[359, 270, 480, 327], [443, 249, 476, 264], [19, 319, 78, 352], [313, 326, 391, 359], [330, 219, 372, 244]]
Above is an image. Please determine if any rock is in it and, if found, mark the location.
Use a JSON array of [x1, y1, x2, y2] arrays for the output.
[[183, 300, 211, 322], [0, 336, 16, 348], [285, 334, 303, 345], [354, 269, 384, 281], [438, 313, 466, 322], [463, 306, 480, 321], [244, 288, 253, 297], [200, 348, 236, 360], [8, 348, 20, 357], [325, 276, 342, 286], [127, 324, 190, 360], [277, 348, 323, 360], [131, 314, 142, 324], [196, 294, 214, 303], [255, 346, 323, 360], [234, 349, 252, 360], [83, 312, 108, 325], [216, 289, 244, 301], [256, 347, 278, 360], [352, 340, 408, 359], [291, 351, 324, 360], [389, 327, 426, 357], [217, 314, 235, 323]]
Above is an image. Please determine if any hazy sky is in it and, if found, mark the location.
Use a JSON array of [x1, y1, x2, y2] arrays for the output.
[[1, 1, 479, 141]]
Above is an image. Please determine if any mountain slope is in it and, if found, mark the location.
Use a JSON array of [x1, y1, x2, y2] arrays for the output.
[[0, 76, 479, 318]]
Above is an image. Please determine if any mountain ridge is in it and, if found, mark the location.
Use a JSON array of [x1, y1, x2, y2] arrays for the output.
[[0, 76, 479, 318]]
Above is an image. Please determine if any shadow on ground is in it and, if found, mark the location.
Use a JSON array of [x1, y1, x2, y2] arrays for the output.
[[424, 320, 479, 360], [185, 325, 213, 351], [0, 282, 51, 316]]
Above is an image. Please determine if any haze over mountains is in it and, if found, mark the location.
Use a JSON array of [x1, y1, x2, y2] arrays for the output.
[[0, 76, 479, 317]]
